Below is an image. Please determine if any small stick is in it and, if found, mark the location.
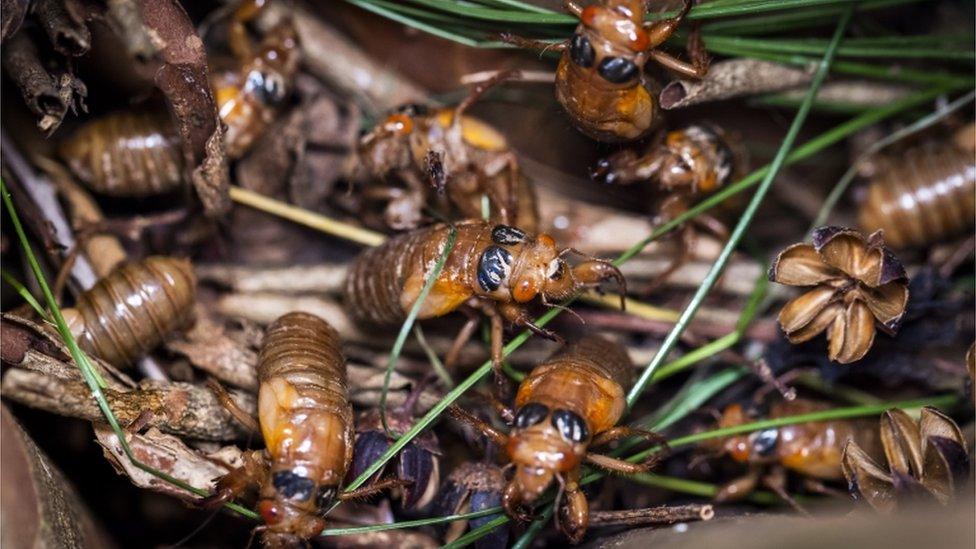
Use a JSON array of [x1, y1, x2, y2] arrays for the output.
[[460, 70, 555, 85], [660, 59, 815, 110], [32, 0, 91, 56], [588, 503, 714, 527]]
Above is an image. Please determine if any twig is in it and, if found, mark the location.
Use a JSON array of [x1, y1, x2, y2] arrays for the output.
[[94, 426, 241, 498], [32, 0, 91, 56], [2, 369, 255, 441], [587, 503, 714, 527], [2, 32, 86, 134], [661, 59, 815, 109]]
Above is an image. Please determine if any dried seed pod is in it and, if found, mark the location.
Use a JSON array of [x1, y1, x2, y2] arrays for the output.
[[449, 337, 698, 543], [503, 0, 709, 142], [706, 399, 881, 502], [842, 407, 970, 513], [858, 140, 976, 249], [58, 111, 184, 197], [353, 406, 440, 509], [769, 227, 909, 363], [62, 256, 196, 367], [433, 462, 508, 549]]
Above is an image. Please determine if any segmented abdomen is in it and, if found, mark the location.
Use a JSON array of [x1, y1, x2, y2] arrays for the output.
[[258, 312, 351, 478], [859, 147, 976, 249], [59, 111, 183, 197], [73, 256, 196, 366], [543, 336, 633, 392], [343, 228, 436, 325]]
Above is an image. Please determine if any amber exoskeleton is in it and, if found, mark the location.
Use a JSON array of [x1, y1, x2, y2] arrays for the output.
[[858, 124, 976, 249], [343, 220, 625, 385], [354, 72, 538, 231], [450, 336, 714, 542], [62, 256, 196, 367], [590, 123, 736, 290], [504, 0, 709, 142], [58, 111, 184, 197], [704, 399, 882, 505], [203, 312, 400, 548]]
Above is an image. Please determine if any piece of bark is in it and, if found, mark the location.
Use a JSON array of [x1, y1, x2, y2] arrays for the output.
[[2, 405, 116, 549], [32, 0, 91, 56], [94, 426, 242, 500], [2, 32, 87, 134], [139, 0, 230, 217], [660, 59, 816, 110], [258, 1, 430, 116], [1, 0, 28, 41], [2, 370, 255, 441], [165, 307, 260, 391]]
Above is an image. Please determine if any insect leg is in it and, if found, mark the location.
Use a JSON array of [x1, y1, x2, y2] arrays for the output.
[[454, 69, 522, 122], [446, 405, 509, 447], [443, 308, 481, 372], [339, 477, 411, 501], [762, 466, 811, 516], [198, 450, 268, 509], [584, 452, 662, 475], [644, 0, 693, 48], [555, 470, 589, 543], [497, 34, 568, 54], [590, 426, 668, 449], [714, 466, 762, 502], [562, 0, 584, 17], [206, 378, 260, 433], [498, 301, 563, 342]]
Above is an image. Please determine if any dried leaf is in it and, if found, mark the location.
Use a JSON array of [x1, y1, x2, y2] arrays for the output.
[[880, 409, 923, 477], [769, 243, 840, 286], [860, 282, 910, 329], [842, 440, 896, 514], [830, 300, 875, 364], [779, 286, 837, 334]]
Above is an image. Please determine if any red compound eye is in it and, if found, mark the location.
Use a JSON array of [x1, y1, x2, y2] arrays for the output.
[[258, 501, 282, 525]]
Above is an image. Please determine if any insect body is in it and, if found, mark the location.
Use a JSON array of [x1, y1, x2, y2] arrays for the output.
[[858, 136, 976, 249], [506, 0, 708, 142], [58, 111, 184, 197], [62, 256, 196, 367], [355, 74, 538, 231], [449, 336, 671, 542], [204, 312, 398, 547], [707, 399, 881, 503], [343, 221, 624, 382], [212, 22, 300, 160], [590, 124, 736, 290], [59, 17, 297, 196]]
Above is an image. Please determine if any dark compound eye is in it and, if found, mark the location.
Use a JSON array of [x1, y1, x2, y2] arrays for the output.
[[245, 70, 287, 105], [751, 428, 779, 457], [491, 225, 526, 245], [477, 246, 512, 292], [272, 470, 315, 501], [514, 403, 549, 428], [570, 34, 595, 68], [394, 103, 429, 117], [597, 57, 638, 84], [547, 259, 565, 280], [551, 409, 589, 443], [315, 485, 337, 514]]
